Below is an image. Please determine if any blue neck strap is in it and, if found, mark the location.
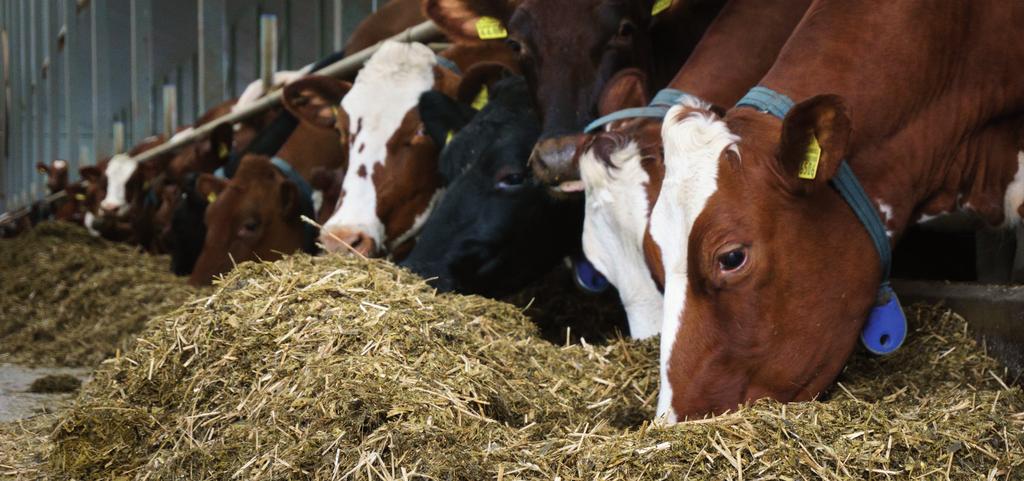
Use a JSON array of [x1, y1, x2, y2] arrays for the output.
[[737, 86, 904, 355], [435, 55, 462, 76], [270, 156, 318, 254], [584, 88, 691, 134]]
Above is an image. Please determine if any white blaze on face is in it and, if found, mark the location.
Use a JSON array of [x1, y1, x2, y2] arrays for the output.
[[580, 141, 662, 339], [322, 41, 439, 248], [53, 159, 67, 170], [1002, 151, 1024, 227], [650, 98, 739, 423], [100, 154, 138, 214]]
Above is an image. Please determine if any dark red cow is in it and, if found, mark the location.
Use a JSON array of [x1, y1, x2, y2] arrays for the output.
[[653, 0, 1024, 421]]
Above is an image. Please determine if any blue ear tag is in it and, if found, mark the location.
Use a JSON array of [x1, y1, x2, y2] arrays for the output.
[[860, 284, 907, 355], [573, 257, 610, 294]]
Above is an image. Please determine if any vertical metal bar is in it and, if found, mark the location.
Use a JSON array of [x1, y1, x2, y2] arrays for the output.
[[130, 0, 153, 144], [28, 0, 37, 202], [0, 2, 7, 212], [162, 84, 177, 138], [112, 121, 125, 154], [332, 0, 343, 52], [372, 0, 379, 12], [259, 14, 278, 91], [91, 0, 112, 162], [47, 0, 59, 167], [282, 0, 291, 69], [63, 0, 78, 177], [198, 0, 226, 114], [18, 0, 28, 207]]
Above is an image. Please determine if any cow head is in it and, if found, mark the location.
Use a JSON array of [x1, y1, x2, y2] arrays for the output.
[[401, 71, 581, 295], [652, 94, 878, 422], [318, 41, 454, 259], [577, 68, 667, 339], [37, 160, 69, 195], [425, 0, 663, 185], [188, 155, 312, 286]]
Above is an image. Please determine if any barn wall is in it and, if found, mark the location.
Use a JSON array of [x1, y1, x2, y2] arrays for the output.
[[0, 0, 382, 213]]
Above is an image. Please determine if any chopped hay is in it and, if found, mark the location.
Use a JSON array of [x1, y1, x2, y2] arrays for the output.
[[0, 414, 55, 479], [49, 254, 1024, 480], [0, 222, 197, 367]]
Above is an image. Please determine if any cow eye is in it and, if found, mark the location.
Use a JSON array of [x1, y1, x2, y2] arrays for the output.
[[617, 20, 636, 38], [505, 38, 522, 54], [496, 172, 527, 191], [241, 218, 261, 236], [717, 245, 748, 272]]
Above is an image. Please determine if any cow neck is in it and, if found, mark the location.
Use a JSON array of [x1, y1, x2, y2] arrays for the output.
[[584, 89, 693, 133], [737, 86, 906, 355], [269, 156, 318, 254]]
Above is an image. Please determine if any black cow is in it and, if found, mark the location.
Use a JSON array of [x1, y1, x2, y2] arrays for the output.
[[400, 74, 583, 296]]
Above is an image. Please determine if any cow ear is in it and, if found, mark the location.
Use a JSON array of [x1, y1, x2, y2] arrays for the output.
[[457, 62, 512, 107], [80, 166, 103, 183], [279, 181, 299, 220], [204, 123, 235, 170], [419, 91, 477, 149], [598, 68, 649, 117], [36, 162, 50, 175], [282, 76, 352, 132], [196, 173, 228, 205], [775, 94, 851, 195], [423, 0, 518, 43]]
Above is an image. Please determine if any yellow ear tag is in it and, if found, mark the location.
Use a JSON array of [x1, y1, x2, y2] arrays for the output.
[[218, 143, 230, 160], [74, 193, 87, 201], [652, 0, 672, 15], [476, 16, 508, 40], [38, 167, 47, 175], [445, 130, 455, 145], [471, 85, 489, 111], [799, 134, 822, 180], [207, 192, 218, 204]]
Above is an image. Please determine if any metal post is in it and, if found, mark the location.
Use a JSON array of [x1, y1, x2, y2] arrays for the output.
[[90, 0, 112, 162], [63, 0, 78, 177], [130, 0, 153, 144], [17, 0, 28, 207], [332, 0, 342, 52], [259, 14, 278, 91], [47, 0, 59, 169], [162, 84, 177, 138], [0, 3, 7, 212], [198, 0, 226, 114], [112, 121, 125, 154]]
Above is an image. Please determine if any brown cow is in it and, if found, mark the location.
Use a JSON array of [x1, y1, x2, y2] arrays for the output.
[[652, 0, 1024, 422], [186, 76, 351, 286], [576, 0, 810, 339], [314, 40, 516, 259], [36, 160, 69, 195], [344, 0, 440, 56], [423, 0, 724, 185]]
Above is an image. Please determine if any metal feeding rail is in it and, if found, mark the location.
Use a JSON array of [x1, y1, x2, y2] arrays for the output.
[[0, 19, 441, 222], [131, 20, 441, 165]]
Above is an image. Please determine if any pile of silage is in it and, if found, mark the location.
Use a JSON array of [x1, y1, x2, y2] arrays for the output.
[[51, 254, 1024, 480], [0, 222, 197, 366]]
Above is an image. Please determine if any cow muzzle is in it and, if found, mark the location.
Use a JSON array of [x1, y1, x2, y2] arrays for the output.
[[320, 227, 378, 258], [530, 136, 584, 192]]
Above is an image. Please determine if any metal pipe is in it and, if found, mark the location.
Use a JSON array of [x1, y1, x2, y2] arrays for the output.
[[113, 121, 125, 154], [130, 0, 153, 144], [259, 14, 277, 92], [198, 0, 226, 114], [63, 0, 77, 178], [162, 84, 177, 138], [130, 21, 441, 165], [47, 0, 58, 169], [90, 0, 112, 162]]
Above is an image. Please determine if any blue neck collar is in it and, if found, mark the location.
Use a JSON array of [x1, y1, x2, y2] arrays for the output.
[[269, 156, 318, 254], [736, 86, 905, 355], [584, 88, 692, 134]]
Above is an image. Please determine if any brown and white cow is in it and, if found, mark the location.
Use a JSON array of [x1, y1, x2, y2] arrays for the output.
[[316, 40, 516, 259], [36, 160, 70, 195], [188, 154, 318, 286], [186, 76, 351, 286], [424, 0, 724, 185], [652, 0, 1024, 421], [577, 0, 809, 337]]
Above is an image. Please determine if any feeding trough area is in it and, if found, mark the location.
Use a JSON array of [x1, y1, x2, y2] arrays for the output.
[[2, 0, 1024, 479]]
